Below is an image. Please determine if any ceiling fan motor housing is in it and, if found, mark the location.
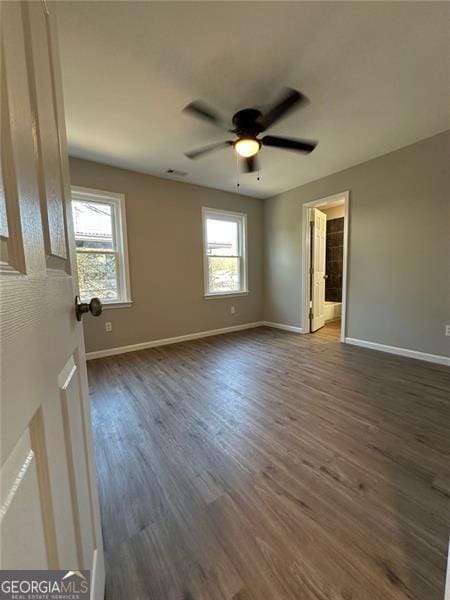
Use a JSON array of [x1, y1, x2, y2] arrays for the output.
[[232, 108, 263, 137]]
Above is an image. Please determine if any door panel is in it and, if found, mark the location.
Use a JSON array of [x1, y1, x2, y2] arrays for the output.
[[311, 208, 327, 332], [0, 429, 47, 570], [0, 47, 25, 273], [29, 407, 60, 569], [1, 1, 42, 278], [60, 356, 95, 569], [0, 3, 105, 596], [24, 0, 67, 262]]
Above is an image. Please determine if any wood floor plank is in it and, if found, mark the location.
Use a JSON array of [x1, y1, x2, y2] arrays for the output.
[[88, 322, 450, 600]]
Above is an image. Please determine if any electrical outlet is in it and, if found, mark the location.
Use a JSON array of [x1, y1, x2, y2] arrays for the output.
[[105, 321, 112, 332], [446, 325, 450, 337], [230, 305, 236, 315]]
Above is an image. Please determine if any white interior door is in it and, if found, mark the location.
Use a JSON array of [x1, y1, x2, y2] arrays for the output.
[[310, 208, 327, 332], [0, 2, 104, 597]]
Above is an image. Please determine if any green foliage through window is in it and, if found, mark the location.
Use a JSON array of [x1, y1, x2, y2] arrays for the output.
[[208, 256, 240, 292], [76, 252, 118, 301]]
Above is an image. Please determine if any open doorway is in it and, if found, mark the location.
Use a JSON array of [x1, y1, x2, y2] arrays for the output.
[[301, 191, 349, 342]]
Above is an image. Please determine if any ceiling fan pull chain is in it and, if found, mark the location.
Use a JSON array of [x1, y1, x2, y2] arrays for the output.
[[257, 165, 260, 182], [236, 153, 240, 187]]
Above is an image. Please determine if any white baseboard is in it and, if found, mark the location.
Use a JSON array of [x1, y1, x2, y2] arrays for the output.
[[90, 548, 105, 600], [86, 324, 447, 365], [262, 321, 303, 334], [86, 321, 264, 360], [345, 337, 450, 366]]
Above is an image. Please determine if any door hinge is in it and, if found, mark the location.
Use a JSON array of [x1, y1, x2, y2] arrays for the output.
[[309, 266, 314, 275], [309, 308, 313, 320]]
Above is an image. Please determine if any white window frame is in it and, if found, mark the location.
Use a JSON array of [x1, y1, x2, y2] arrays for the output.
[[71, 185, 132, 309], [202, 207, 248, 298]]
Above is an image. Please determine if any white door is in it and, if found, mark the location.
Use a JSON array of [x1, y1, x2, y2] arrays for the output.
[[0, 2, 104, 597], [310, 208, 327, 332]]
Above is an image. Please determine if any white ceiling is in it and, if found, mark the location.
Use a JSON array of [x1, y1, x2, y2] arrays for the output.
[[56, 1, 449, 199]]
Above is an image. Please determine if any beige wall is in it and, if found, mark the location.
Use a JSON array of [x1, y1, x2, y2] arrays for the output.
[[69, 158, 264, 353], [72, 131, 449, 358], [264, 131, 450, 357]]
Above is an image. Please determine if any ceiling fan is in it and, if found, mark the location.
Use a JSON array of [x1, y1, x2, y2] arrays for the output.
[[183, 88, 317, 173]]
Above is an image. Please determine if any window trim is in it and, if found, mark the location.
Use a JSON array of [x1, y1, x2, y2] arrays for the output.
[[71, 185, 132, 306], [202, 206, 248, 298]]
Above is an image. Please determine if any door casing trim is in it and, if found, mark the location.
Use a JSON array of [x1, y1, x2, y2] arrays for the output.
[[301, 191, 350, 342]]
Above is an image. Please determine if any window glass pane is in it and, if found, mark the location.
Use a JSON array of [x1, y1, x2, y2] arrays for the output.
[[76, 251, 118, 301], [208, 256, 240, 293], [206, 218, 238, 256], [73, 200, 114, 250]]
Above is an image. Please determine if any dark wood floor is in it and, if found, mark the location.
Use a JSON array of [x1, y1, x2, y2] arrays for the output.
[[87, 322, 450, 600]]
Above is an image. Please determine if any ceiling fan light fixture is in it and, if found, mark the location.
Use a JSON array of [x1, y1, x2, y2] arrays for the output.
[[234, 138, 260, 158]]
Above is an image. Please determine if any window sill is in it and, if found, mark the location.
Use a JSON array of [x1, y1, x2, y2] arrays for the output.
[[102, 301, 133, 309], [204, 291, 249, 299]]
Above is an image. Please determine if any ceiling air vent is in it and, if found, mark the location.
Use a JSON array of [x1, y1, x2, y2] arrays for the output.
[[166, 169, 187, 177]]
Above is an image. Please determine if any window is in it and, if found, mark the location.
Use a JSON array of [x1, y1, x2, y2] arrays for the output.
[[71, 187, 131, 305], [202, 207, 248, 296]]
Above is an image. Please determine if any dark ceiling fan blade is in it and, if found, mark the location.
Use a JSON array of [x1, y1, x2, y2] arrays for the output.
[[185, 140, 232, 159], [259, 88, 308, 131], [262, 135, 317, 153], [241, 155, 258, 173], [183, 101, 231, 130]]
